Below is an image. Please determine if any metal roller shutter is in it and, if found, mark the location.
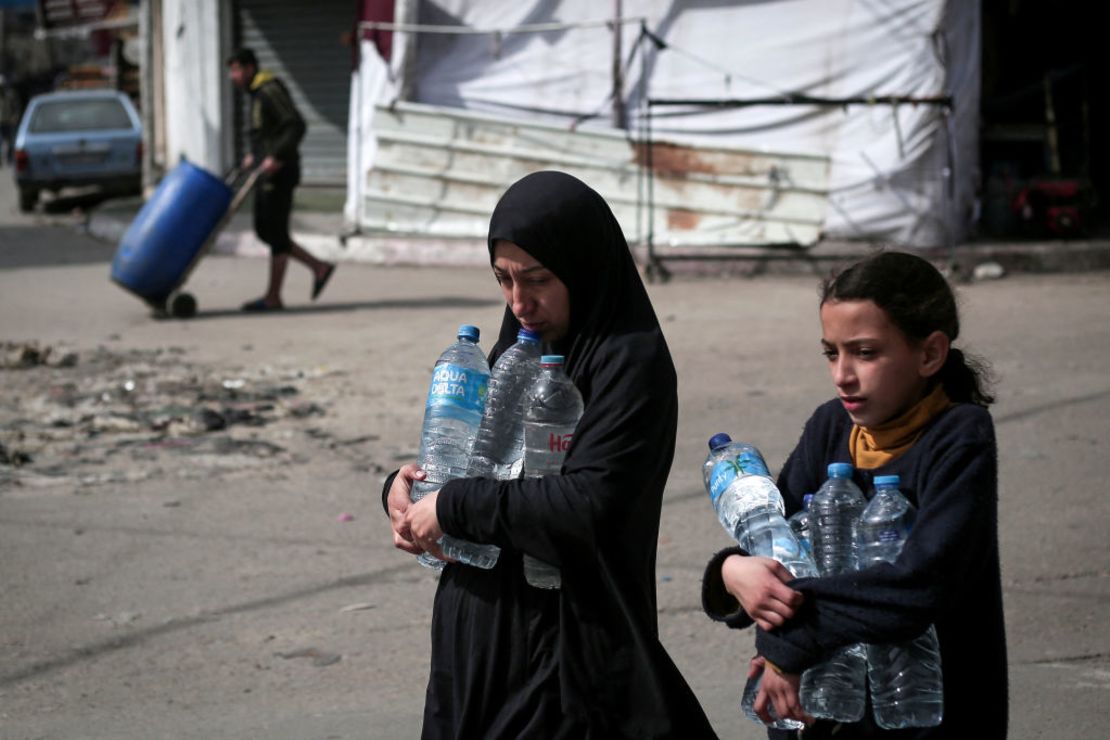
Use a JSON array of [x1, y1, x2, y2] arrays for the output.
[[237, 0, 352, 185]]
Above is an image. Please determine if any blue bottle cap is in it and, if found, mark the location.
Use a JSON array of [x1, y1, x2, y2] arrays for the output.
[[540, 355, 564, 365], [802, 493, 814, 507], [827, 462, 854, 478], [517, 328, 540, 343], [708, 432, 732, 451], [874, 474, 901, 487], [457, 324, 480, 341]]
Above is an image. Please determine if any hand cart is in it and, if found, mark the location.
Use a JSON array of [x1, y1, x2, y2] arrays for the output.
[[110, 161, 262, 318]]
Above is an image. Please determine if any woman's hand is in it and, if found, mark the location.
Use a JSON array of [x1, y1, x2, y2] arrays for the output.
[[386, 463, 426, 554], [722, 554, 804, 631], [403, 490, 451, 562], [753, 659, 814, 726]]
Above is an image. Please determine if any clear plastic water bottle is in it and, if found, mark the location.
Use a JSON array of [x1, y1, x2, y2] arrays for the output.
[[704, 439, 817, 580], [466, 328, 542, 480], [703, 436, 816, 730], [412, 324, 490, 571], [441, 329, 543, 568], [858, 474, 944, 729], [809, 463, 866, 576], [800, 462, 868, 722], [522, 355, 583, 589], [703, 432, 739, 490], [787, 493, 815, 561]]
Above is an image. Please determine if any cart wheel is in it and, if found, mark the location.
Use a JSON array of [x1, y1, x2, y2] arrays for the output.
[[169, 292, 197, 319]]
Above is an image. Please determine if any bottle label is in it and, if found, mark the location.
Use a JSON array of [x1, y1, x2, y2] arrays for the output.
[[728, 475, 781, 512], [546, 430, 573, 452], [736, 450, 771, 477], [709, 460, 740, 504], [709, 452, 771, 504], [426, 362, 489, 414], [524, 422, 577, 476], [878, 525, 910, 544]]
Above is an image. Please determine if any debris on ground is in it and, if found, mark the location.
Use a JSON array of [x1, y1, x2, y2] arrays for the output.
[[973, 261, 1007, 281], [2, 340, 79, 369], [273, 647, 342, 667], [0, 343, 361, 490], [0, 440, 32, 466]]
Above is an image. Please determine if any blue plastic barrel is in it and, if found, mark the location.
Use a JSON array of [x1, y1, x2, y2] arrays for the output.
[[111, 161, 233, 305]]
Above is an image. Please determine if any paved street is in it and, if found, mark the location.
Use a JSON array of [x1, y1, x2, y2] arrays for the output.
[[1, 174, 1108, 738]]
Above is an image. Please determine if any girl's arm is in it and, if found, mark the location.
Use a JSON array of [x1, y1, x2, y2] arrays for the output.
[[703, 549, 805, 631], [756, 428, 997, 673]]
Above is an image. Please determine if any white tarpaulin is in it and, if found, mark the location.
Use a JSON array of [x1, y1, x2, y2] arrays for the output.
[[356, 0, 978, 247], [345, 41, 399, 225]]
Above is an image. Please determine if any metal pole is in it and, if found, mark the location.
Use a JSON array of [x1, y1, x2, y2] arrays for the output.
[[1043, 73, 1061, 176], [633, 21, 646, 250], [646, 97, 656, 277], [611, 0, 626, 129], [394, 0, 420, 103], [138, 0, 155, 193], [642, 21, 653, 266]]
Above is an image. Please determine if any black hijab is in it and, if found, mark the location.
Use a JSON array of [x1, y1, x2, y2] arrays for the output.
[[436, 172, 715, 736], [486, 170, 664, 380]]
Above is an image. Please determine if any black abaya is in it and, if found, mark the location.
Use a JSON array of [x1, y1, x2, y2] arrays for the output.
[[388, 172, 716, 738]]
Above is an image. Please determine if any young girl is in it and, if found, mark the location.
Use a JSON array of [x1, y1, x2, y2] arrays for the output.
[[702, 251, 1007, 738]]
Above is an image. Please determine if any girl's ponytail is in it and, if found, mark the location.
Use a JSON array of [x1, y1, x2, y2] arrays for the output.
[[937, 347, 995, 407]]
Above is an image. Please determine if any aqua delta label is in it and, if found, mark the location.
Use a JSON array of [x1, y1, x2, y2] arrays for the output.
[[427, 362, 489, 414]]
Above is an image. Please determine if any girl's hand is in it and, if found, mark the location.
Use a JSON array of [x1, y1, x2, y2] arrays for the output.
[[386, 464, 425, 554], [403, 490, 451, 561], [721, 554, 804, 631], [754, 660, 814, 726]]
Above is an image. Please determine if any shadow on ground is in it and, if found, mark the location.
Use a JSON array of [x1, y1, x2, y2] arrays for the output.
[[142, 296, 502, 321], [0, 224, 117, 268], [41, 189, 115, 215]]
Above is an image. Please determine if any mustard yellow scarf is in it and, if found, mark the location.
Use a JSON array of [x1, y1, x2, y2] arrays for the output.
[[849, 385, 953, 469]]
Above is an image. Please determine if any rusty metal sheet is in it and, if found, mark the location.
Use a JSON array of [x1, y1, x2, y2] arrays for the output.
[[357, 102, 830, 247]]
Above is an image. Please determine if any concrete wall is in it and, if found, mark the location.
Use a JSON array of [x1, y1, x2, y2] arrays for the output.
[[160, 0, 230, 176]]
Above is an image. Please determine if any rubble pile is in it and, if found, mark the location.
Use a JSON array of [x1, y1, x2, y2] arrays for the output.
[[0, 342, 342, 489], [2, 340, 78, 369]]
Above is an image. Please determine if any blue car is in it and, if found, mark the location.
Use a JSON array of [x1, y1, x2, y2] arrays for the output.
[[13, 89, 142, 212]]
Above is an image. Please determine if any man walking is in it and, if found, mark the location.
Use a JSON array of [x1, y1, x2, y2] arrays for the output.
[[227, 48, 335, 311]]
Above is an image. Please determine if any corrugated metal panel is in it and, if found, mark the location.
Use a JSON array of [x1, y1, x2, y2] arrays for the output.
[[359, 102, 829, 248], [238, 0, 352, 185]]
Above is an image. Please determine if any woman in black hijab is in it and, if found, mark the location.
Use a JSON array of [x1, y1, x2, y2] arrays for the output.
[[384, 171, 716, 738]]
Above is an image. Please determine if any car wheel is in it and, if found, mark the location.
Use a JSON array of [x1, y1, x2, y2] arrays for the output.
[[18, 188, 37, 213]]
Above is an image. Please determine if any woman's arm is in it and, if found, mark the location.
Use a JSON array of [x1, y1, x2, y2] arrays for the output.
[[433, 339, 675, 568], [383, 463, 427, 556]]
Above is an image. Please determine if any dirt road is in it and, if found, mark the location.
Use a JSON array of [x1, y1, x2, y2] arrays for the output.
[[2, 178, 1108, 737]]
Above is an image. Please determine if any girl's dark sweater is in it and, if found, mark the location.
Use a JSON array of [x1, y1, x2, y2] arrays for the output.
[[703, 399, 1008, 738]]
